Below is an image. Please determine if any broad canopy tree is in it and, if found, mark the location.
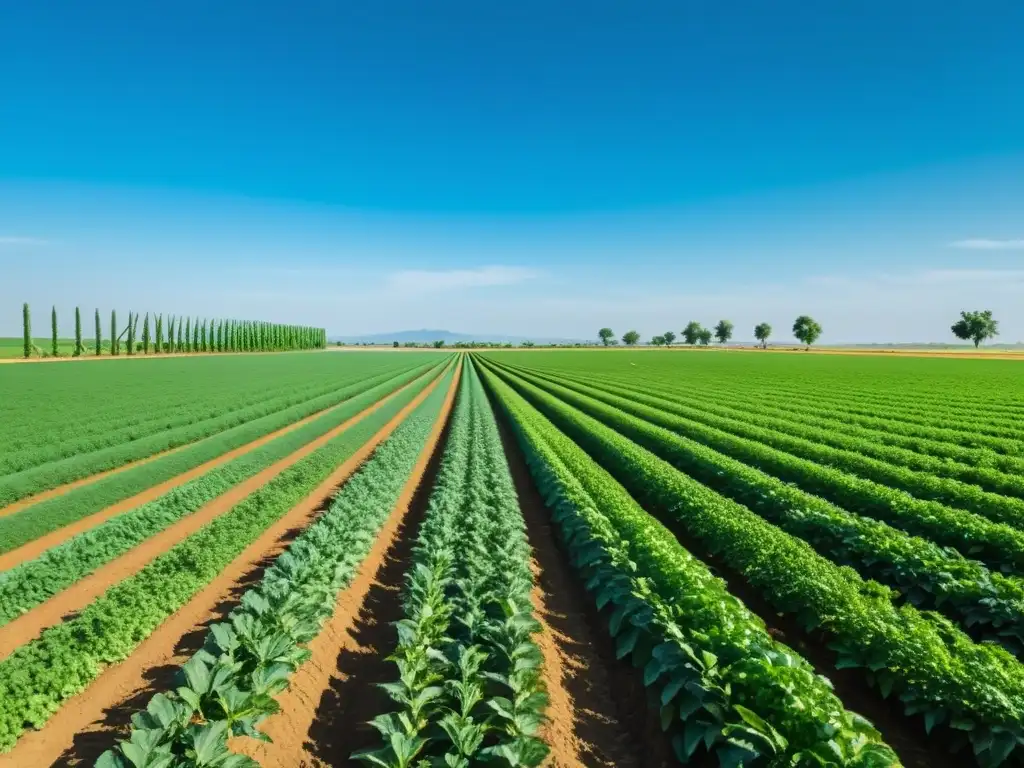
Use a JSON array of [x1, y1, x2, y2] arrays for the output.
[[622, 330, 641, 346], [951, 310, 998, 348], [662, 331, 676, 346], [682, 321, 703, 346], [754, 322, 772, 349], [792, 315, 823, 348], [697, 328, 713, 346], [598, 327, 615, 346]]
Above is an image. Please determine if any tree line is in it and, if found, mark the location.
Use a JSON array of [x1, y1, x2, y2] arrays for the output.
[[597, 310, 999, 349], [20, 304, 326, 358]]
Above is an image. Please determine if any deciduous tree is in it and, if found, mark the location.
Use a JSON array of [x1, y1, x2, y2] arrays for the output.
[[682, 321, 703, 345], [622, 330, 640, 346], [697, 328, 713, 346], [662, 331, 676, 346], [598, 327, 615, 346], [951, 310, 999, 348], [792, 315, 823, 348], [714, 319, 734, 345], [754, 322, 772, 349]]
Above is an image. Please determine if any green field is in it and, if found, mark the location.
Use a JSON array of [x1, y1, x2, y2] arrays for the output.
[[3, 349, 1024, 767]]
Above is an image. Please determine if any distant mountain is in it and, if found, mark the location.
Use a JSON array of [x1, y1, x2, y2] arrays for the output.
[[331, 329, 585, 345]]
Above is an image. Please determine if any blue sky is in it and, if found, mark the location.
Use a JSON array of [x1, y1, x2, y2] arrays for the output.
[[1, 1, 1022, 342]]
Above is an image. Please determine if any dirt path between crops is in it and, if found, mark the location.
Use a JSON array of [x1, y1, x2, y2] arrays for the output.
[[0, 366, 450, 768], [496, 418, 663, 768], [0, 370, 439, 663], [231, 363, 461, 766], [0, 372, 428, 571]]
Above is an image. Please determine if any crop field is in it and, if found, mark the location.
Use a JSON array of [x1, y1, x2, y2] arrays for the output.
[[0, 349, 1022, 767]]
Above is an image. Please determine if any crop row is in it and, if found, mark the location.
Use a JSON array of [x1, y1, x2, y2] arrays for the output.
[[480, 359, 1024, 767], [490, 363, 1024, 651], [539, 366, 1024, 492], [0, 362, 448, 626], [0, 359, 444, 555], [492, 363, 1024, 576], [0, 356, 409, 473], [480, 363, 901, 766], [96, 363, 457, 768], [0, 364, 443, 753], [358, 360, 548, 767], [0, 363, 419, 507], [506, 364, 1024, 526]]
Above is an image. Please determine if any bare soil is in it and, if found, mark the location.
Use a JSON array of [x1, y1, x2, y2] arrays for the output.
[[0, 368, 447, 767], [0, 374, 433, 663], [232, 363, 461, 766]]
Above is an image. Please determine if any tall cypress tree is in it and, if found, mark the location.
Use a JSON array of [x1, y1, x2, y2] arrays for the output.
[[51, 306, 59, 357], [155, 314, 163, 354], [74, 307, 83, 356], [95, 309, 102, 356], [111, 310, 118, 356], [177, 317, 184, 352], [130, 312, 139, 355], [168, 316, 176, 353], [192, 317, 199, 352], [201, 320, 207, 352], [22, 303, 31, 359], [142, 312, 151, 354]]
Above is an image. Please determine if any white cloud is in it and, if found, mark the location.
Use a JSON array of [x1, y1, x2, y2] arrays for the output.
[[384, 265, 540, 294], [0, 236, 47, 245], [948, 239, 1024, 250]]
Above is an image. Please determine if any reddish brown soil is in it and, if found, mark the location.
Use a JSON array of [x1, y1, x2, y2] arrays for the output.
[[0, 370, 436, 663], [496, 419, 664, 768], [232, 362, 461, 766], [0, 366, 448, 767]]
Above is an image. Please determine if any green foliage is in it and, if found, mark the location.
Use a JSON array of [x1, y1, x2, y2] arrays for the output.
[[682, 321, 703, 345], [478, 361, 900, 766], [95, 308, 102, 356], [141, 312, 151, 354], [714, 319, 733, 344], [484, 361, 1024, 765], [22, 303, 30, 359], [358, 361, 548, 767], [598, 327, 614, 346], [650, 335, 665, 346], [952, 310, 999, 348], [622, 330, 640, 346], [0, 364, 449, 753], [72, 308, 82, 356], [793, 315, 823, 347], [0, 357, 444, 549], [753, 322, 772, 348], [98, 366, 455, 766], [662, 330, 676, 346], [50, 306, 58, 357]]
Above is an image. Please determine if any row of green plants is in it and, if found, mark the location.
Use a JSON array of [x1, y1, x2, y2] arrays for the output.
[[357, 362, 549, 768], [0, 362, 411, 501], [479, 362, 901, 767], [493, 363, 1024, 652], [576, 362, 1024, 454], [508, 365, 1024, 527], [96, 364, 457, 768], [0, 361, 442, 555], [0, 366, 442, 754], [19, 303, 326, 358], [0, 362, 447, 626], [548, 367, 1024, 494], [494, 364, 1024, 575], [481, 361, 1024, 767], [0, 354, 414, 468]]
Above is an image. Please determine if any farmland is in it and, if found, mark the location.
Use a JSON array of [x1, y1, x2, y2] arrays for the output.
[[0, 350, 1022, 767]]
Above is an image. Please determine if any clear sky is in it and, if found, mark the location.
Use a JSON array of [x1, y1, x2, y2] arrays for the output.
[[1, 1, 1022, 343]]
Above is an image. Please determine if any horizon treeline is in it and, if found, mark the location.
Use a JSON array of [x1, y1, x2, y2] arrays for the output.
[[19, 303, 326, 358]]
